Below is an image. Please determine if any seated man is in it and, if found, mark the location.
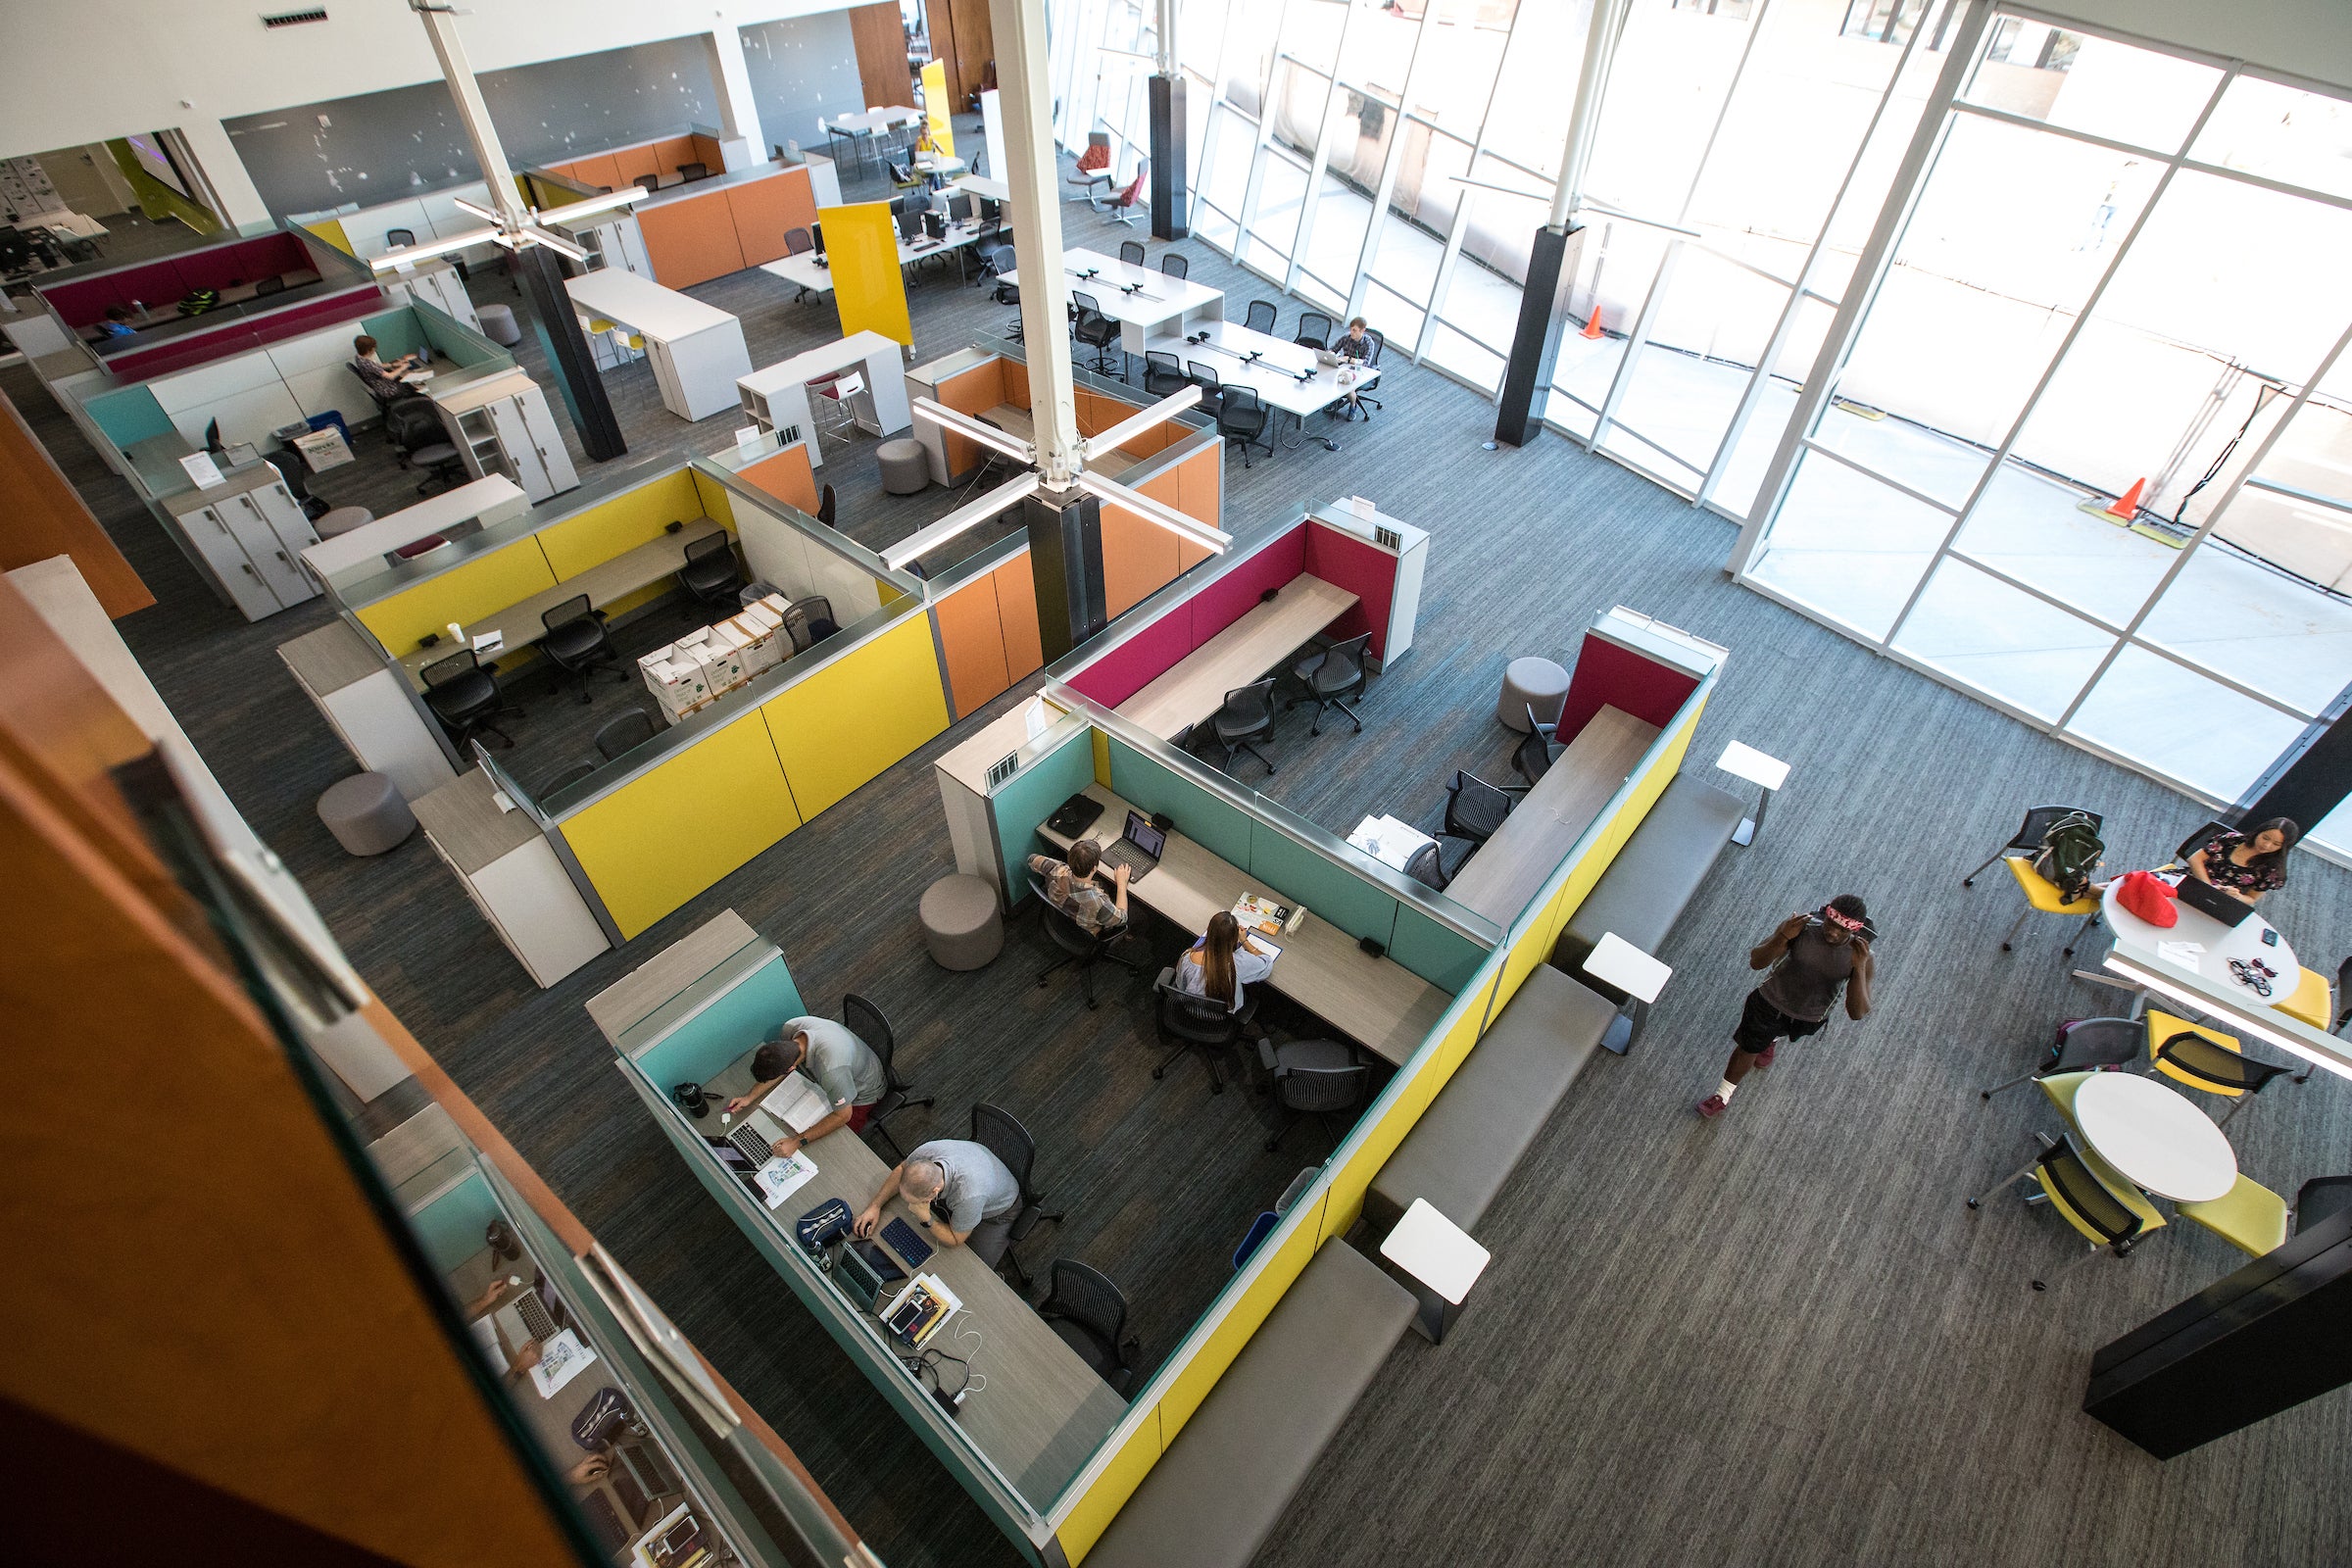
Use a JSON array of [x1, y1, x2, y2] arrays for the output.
[[461, 1274, 544, 1380], [721, 1014, 887, 1155], [1026, 837, 1130, 938], [349, 331, 421, 409], [854, 1139, 1022, 1265], [1334, 316, 1375, 361]]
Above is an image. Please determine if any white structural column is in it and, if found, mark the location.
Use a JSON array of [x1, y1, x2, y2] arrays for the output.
[[415, 1, 531, 228], [703, 24, 769, 169], [990, 0, 1082, 487], [172, 119, 272, 235]]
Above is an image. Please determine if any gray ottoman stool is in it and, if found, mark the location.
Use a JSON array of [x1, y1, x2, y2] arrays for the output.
[[476, 303, 523, 347], [317, 505, 374, 539], [878, 437, 930, 496], [1498, 656, 1570, 732], [318, 771, 416, 856], [919, 873, 1004, 970]]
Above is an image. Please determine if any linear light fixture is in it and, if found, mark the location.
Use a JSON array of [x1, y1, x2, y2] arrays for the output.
[[519, 224, 588, 263], [545, 184, 653, 223], [1073, 470, 1231, 555], [883, 472, 1042, 569], [912, 397, 1037, 465], [2102, 952, 2352, 1082], [451, 195, 500, 224], [367, 229, 488, 270], [1079, 386, 1200, 464]]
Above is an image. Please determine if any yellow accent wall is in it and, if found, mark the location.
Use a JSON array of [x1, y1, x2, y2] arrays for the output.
[[1057, 1407, 1163, 1565], [559, 714, 804, 940], [1091, 727, 1111, 786], [354, 544, 559, 658], [759, 616, 948, 820], [1318, 967, 1496, 1246], [535, 470, 706, 580], [692, 469, 741, 533], [303, 218, 354, 255]]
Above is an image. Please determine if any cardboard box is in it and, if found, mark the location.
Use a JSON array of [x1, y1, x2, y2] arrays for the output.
[[639, 644, 710, 718]]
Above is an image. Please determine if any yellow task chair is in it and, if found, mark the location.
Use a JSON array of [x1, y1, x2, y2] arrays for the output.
[[2146, 1010, 2297, 1127], [1970, 1125, 2165, 1292], [2177, 1175, 2290, 1258], [1996, 857, 2101, 956], [2278, 965, 2332, 1031]]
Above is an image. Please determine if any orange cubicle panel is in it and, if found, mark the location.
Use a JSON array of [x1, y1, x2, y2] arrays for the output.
[[929, 548, 1045, 716], [637, 195, 749, 289], [737, 445, 821, 514], [725, 172, 807, 268], [564, 152, 621, 193]]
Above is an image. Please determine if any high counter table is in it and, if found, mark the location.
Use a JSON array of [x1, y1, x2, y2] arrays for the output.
[[1001, 247, 1225, 355], [565, 270, 753, 421], [1444, 706, 1661, 927]]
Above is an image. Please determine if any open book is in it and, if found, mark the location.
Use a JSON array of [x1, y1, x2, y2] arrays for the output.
[[760, 1071, 833, 1134]]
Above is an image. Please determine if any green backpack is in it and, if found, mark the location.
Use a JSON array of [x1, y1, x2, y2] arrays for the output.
[[2032, 811, 2105, 904]]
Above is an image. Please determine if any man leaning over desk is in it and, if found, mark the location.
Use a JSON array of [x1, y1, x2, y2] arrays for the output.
[[855, 1140, 1022, 1266], [723, 1014, 887, 1155]]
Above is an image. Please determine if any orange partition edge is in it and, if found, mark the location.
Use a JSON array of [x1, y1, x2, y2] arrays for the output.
[[934, 359, 1006, 478], [994, 551, 1044, 681], [725, 173, 798, 268], [738, 446, 820, 514], [934, 572, 1013, 714], [637, 191, 747, 288]]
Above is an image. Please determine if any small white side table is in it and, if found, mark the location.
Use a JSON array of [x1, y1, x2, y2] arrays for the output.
[[1585, 930, 1674, 1055], [1718, 741, 1790, 847], [1378, 1198, 1493, 1343]]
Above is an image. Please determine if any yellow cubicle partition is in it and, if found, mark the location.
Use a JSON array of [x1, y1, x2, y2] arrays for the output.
[[921, 62, 956, 157], [820, 201, 911, 347]]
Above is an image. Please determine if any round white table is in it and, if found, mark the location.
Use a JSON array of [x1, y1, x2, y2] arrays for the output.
[[2073, 1071, 2237, 1202], [2100, 874, 2294, 1009]]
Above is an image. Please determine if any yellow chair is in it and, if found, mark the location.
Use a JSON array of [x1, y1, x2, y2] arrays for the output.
[[585, 317, 616, 335], [2145, 1008, 2243, 1095], [1997, 857, 2101, 956], [2278, 966, 2331, 1030], [626, 333, 646, 351], [1970, 1121, 2164, 1292], [2146, 1010, 2298, 1126], [2177, 1174, 2290, 1258]]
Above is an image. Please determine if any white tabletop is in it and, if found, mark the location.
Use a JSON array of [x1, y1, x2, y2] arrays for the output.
[[1379, 1199, 1492, 1305], [916, 154, 968, 175], [1586, 932, 1673, 1003], [2101, 875, 2294, 1010], [739, 331, 904, 395], [1717, 740, 1790, 792], [1145, 318, 1379, 419], [2072, 1071, 2238, 1202], [951, 174, 1010, 204], [827, 107, 923, 134], [301, 476, 528, 579], [1004, 248, 1225, 324], [564, 269, 740, 338], [1348, 813, 1436, 872], [760, 218, 994, 295]]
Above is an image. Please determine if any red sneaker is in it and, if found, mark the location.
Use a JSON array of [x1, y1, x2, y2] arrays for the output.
[[1696, 1094, 1728, 1119], [1755, 1045, 1777, 1069]]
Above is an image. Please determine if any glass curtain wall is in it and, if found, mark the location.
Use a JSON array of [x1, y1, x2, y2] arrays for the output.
[[1738, 11, 2352, 825]]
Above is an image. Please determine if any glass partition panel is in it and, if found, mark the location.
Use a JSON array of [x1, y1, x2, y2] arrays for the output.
[[1890, 556, 2116, 719], [1712, 294, 1834, 517], [1247, 146, 1314, 271], [1608, 245, 1791, 475], [1426, 321, 1504, 395], [2137, 533, 2352, 716], [2187, 74, 2352, 202], [1958, 23, 2221, 154], [1548, 219, 1669, 419], [1367, 124, 1468, 308], [2065, 643, 2307, 802], [1745, 451, 1945, 639]]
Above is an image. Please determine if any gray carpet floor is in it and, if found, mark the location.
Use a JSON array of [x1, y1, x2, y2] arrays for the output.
[[15, 132, 2352, 1568]]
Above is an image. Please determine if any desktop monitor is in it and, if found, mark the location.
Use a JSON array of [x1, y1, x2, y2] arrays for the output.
[[979, 197, 1003, 223], [896, 207, 923, 242], [947, 192, 973, 222], [810, 220, 824, 256]]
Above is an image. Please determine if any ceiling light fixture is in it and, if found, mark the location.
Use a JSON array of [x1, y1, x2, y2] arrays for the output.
[[2102, 953, 2352, 1082], [1073, 470, 1231, 555], [883, 473, 1042, 568], [1079, 385, 1200, 464], [912, 398, 1038, 465]]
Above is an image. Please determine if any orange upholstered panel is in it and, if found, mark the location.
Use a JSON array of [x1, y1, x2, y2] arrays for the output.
[[691, 134, 726, 171], [738, 447, 820, 514], [565, 153, 621, 193], [637, 192, 746, 288], [654, 136, 700, 176], [1100, 500, 1179, 618], [934, 360, 1005, 479], [1003, 357, 1029, 406], [774, 167, 818, 238], [611, 142, 662, 189], [934, 573, 1013, 715], [1177, 444, 1221, 528], [725, 176, 799, 268], [993, 551, 1043, 681]]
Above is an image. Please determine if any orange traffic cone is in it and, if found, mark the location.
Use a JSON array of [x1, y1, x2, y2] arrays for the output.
[[2105, 477, 2147, 519], [1581, 305, 1604, 341]]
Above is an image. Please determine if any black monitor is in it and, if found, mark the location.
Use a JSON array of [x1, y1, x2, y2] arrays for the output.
[[204, 418, 224, 455], [896, 206, 923, 242], [979, 197, 1003, 223], [810, 220, 824, 256], [947, 192, 973, 222]]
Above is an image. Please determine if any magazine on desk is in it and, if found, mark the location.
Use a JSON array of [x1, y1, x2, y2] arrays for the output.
[[1232, 892, 1292, 938], [760, 1070, 832, 1133]]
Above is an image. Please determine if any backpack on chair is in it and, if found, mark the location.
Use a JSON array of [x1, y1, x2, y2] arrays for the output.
[[2032, 810, 2105, 905]]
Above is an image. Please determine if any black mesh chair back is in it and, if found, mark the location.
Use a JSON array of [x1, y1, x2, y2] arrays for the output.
[[782, 596, 838, 651], [1258, 1038, 1367, 1151], [1444, 770, 1514, 844], [1514, 704, 1563, 785], [679, 162, 709, 180], [420, 650, 511, 748], [539, 760, 598, 797], [1144, 351, 1188, 397], [539, 593, 614, 702], [1243, 300, 1278, 336], [1361, 326, 1386, 367], [255, 274, 286, 296], [1281, 1058, 1366, 1115], [541, 593, 596, 639], [1038, 1259, 1137, 1393], [1980, 1015, 2143, 1101], [422, 648, 485, 692], [2336, 955, 2352, 1032], [1292, 633, 1369, 736], [1295, 311, 1334, 350], [1118, 239, 1147, 266], [1217, 386, 1270, 467], [1187, 361, 1221, 397], [2171, 817, 2234, 863], [1209, 677, 1278, 774], [1034, 875, 1099, 959], [385, 227, 416, 248], [783, 225, 814, 255], [1964, 804, 2105, 886], [595, 709, 659, 761], [2155, 1031, 2296, 1097], [1159, 253, 1188, 279], [678, 532, 740, 606], [2297, 1175, 2352, 1232], [636, 173, 662, 194], [1071, 291, 1120, 370], [2037, 1133, 2145, 1250], [846, 993, 930, 1160], [1152, 967, 1243, 1092], [969, 1102, 1039, 1203], [386, 398, 442, 449], [843, 993, 895, 1065], [1403, 840, 1446, 890]]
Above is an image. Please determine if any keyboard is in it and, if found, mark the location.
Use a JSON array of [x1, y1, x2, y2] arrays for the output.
[[1099, 839, 1157, 879], [514, 1288, 558, 1343], [883, 1217, 935, 1269], [728, 1122, 774, 1167]]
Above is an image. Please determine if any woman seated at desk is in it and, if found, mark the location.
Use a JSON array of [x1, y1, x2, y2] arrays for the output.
[[2186, 817, 2299, 906], [1174, 910, 1273, 1030]]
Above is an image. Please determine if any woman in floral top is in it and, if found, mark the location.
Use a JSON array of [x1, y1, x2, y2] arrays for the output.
[[2187, 817, 2299, 906]]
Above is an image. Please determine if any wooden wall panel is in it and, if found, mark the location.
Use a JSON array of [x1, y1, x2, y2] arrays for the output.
[[848, 3, 913, 112], [945, 0, 997, 109], [0, 390, 152, 617]]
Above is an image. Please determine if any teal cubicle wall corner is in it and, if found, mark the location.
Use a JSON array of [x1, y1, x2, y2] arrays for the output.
[[1103, 736, 1254, 869], [84, 384, 175, 449], [1389, 905, 1490, 996], [409, 1167, 502, 1274], [1245, 816, 1401, 948], [413, 298, 509, 367], [631, 953, 808, 1089], [992, 726, 1098, 904]]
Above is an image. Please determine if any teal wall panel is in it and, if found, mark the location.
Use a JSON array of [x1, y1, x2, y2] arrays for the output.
[[635, 954, 807, 1088], [1104, 737, 1254, 869], [409, 1168, 500, 1274], [1247, 820, 1399, 946], [992, 727, 1097, 902], [1389, 904, 1488, 994], [85, 386, 173, 448]]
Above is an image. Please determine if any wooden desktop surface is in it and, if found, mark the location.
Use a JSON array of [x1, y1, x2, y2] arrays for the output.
[[1115, 574, 1356, 741], [395, 517, 725, 680], [587, 909, 760, 1046], [701, 1051, 1126, 1502], [1443, 705, 1660, 927], [1041, 782, 1449, 1065]]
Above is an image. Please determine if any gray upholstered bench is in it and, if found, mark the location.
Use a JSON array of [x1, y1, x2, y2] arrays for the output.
[[1365, 963, 1617, 1236], [1084, 1240, 1415, 1568]]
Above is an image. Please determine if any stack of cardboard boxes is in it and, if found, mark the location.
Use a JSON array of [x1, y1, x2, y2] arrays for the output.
[[637, 593, 795, 724]]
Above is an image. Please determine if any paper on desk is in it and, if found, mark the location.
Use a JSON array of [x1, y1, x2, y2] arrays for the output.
[[528, 1329, 599, 1398], [178, 451, 224, 489], [2156, 940, 2206, 968], [756, 1150, 819, 1208]]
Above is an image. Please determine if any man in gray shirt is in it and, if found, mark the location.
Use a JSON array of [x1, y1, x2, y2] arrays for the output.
[[723, 1014, 888, 1155], [1697, 894, 1876, 1119], [855, 1138, 1023, 1265]]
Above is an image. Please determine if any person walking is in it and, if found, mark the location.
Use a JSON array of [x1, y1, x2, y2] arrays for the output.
[[1697, 895, 1875, 1119]]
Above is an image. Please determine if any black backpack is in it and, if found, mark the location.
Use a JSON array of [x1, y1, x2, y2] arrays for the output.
[[2032, 810, 2105, 904]]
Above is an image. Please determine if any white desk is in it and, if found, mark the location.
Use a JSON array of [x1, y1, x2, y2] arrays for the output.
[[1003, 247, 1226, 354], [300, 475, 529, 582], [760, 216, 996, 299], [1379, 1198, 1492, 1343], [2100, 876, 2296, 1012], [950, 175, 1010, 206], [1146, 318, 1380, 448], [564, 270, 752, 422], [737, 331, 911, 466], [2074, 1072, 2237, 1202], [829, 107, 922, 135]]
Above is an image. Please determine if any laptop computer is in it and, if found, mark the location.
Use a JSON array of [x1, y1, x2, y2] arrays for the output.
[[2175, 873, 2255, 928], [1098, 809, 1167, 880], [720, 1072, 831, 1166]]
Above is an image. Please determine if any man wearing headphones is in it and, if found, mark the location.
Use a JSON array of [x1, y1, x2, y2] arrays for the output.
[[1698, 894, 1875, 1119]]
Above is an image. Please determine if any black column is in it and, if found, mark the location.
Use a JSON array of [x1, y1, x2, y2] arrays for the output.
[[1494, 222, 1586, 449], [1149, 74, 1189, 242], [1025, 492, 1106, 663], [2235, 682, 2352, 832], [514, 247, 625, 464]]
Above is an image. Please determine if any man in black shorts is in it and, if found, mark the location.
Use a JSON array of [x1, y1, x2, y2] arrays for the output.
[[1697, 894, 1875, 1119]]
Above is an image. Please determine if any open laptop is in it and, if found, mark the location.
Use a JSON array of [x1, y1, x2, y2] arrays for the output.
[[1097, 809, 1167, 880], [719, 1072, 831, 1167], [2175, 873, 2255, 929]]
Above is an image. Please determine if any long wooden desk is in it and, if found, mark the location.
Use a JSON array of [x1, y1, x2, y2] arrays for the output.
[[1115, 575, 1357, 741], [1042, 782, 1449, 1065], [1444, 706, 1661, 926], [700, 1049, 1125, 1501], [394, 516, 726, 680]]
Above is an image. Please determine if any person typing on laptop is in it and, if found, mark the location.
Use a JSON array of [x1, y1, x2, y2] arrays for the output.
[[854, 1140, 1023, 1265], [722, 1015, 887, 1155], [1027, 838, 1130, 937], [2185, 817, 2297, 907]]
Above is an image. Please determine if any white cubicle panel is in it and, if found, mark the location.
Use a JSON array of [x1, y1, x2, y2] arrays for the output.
[[148, 351, 305, 449], [735, 507, 887, 623], [266, 324, 380, 432]]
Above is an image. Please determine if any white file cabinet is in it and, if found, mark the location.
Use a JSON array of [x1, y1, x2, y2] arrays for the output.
[[158, 464, 323, 620], [431, 369, 580, 504]]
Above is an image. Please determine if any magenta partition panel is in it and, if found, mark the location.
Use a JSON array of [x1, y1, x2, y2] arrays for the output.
[[103, 286, 381, 380], [1187, 522, 1305, 651], [1064, 609, 1193, 709], [1302, 523, 1398, 658], [1556, 630, 1702, 743]]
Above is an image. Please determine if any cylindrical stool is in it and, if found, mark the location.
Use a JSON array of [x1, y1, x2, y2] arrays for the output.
[[476, 303, 522, 347], [318, 772, 416, 856], [317, 505, 374, 539], [919, 874, 1004, 970], [878, 437, 930, 496], [1498, 657, 1571, 732]]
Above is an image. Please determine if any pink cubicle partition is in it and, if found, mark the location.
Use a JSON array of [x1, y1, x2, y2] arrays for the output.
[[37, 232, 317, 327], [98, 286, 383, 380], [1556, 627, 1703, 742]]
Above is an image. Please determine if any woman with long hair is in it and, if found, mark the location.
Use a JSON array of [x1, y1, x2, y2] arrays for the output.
[[1174, 910, 1274, 1018], [2187, 817, 2299, 906]]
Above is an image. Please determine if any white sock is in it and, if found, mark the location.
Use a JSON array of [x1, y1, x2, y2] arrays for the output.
[[1716, 1078, 1739, 1102]]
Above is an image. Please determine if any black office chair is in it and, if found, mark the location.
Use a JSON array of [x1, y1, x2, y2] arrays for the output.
[[1031, 873, 1144, 1008], [1979, 1016, 2141, 1102], [1118, 239, 1147, 267], [1070, 291, 1121, 375], [817, 482, 839, 529], [421, 649, 519, 750], [1159, 253, 1189, 280], [1152, 967, 1244, 1094], [537, 760, 598, 797], [1217, 386, 1272, 469], [261, 448, 330, 521], [1295, 311, 1335, 351], [388, 400, 466, 497], [1186, 361, 1223, 419], [1143, 351, 1188, 398], [845, 993, 932, 1162], [1243, 299, 1278, 336], [539, 595, 621, 704], [1209, 678, 1278, 775], [2334, 954, 2352, 1035], [676, 533, 741, 610], [1288, 633, 1369, 736], [1403, 840, 1447, 891], [1443, 770, 1515, 847], [2154, 1029, 2298, 1127], [781, 596, 839, 651], [1962, 805, 2105, 886], [1255, 1038, 1365, 1152], [1514, 703, 1563, 785], [595, 708, 660, 760], [1336, 328, 1385, 418], [1036, 1260, 1142, 1395], [969, 1102, 1061, 1289], [784, 226, 815, 255], [636, 173, 662, 195], [678, 161, 710, 181], [384, 226, 417, 249], [2296, 1174, 2352, 1234]]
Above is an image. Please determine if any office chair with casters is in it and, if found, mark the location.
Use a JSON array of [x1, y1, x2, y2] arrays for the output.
[[1348, 327, 1386, 416], [1401, 840, 1448, 891], [845, 993, 931, 1162], [1287, 634, 1370, 736], [2177, 1175, 2292, 1258], [2156, 818, 2234, 873], [2152, 1024, 2295, 1127], [1256, 1039, 1365, 1153], [421, 650, 519, 751], [1969, 1131, 2162, 1292], [1143, 351, 1188, 398], [969, 1102, 1061, 1290], [538, 760, 598, 797], [1070, 292, 1121, 375], [1118, 239, 1147, 267], [1979, 1016, 2140, 1102], [1036, 1260, 1142, 1395], [889, 161, 922, 191], [989, 246, 1021, 308], [1993, 856, 2101, 956], [1443, 770, 1515, 847], [1030, 874, 1144, 1008], [1096, 163, 1149, 224], [385, 227, 416, 249], [1514, 703, 1563, 785], [781, 597, 838, 651], [595, 708, 660, 761], [678, 162, 709, 181], [388, 406, 466, 497], [261, 449, 330, 520], [1186, 361, 1223, 419], [1244, 299, 1278, 336], [1295, 311, 1335, 351], [676, 533, 742, 610], [1209, 679, 1279, 775], [1159, 253, 1188, 280], [540, 595, 621, 704], [784, 226, 814, 255], [1962, 805, 2105, 885], [2295, 1174, 2352, 1233], [817, 483, 839, 529], [1152, 968, 1245, 1094], [1217, 385, 1273, 468]]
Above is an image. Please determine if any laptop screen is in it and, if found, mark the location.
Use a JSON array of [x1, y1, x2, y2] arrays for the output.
[[1125, 809, 1167, 859]]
